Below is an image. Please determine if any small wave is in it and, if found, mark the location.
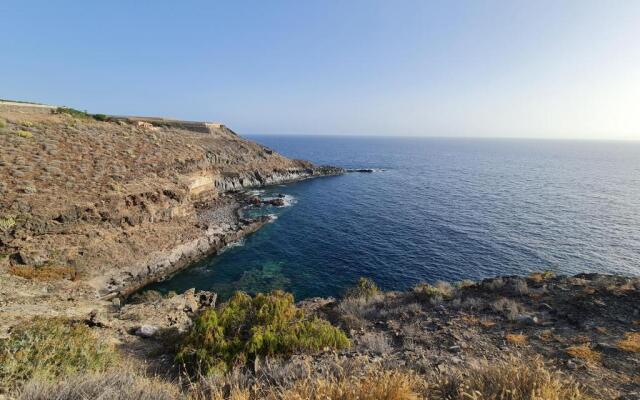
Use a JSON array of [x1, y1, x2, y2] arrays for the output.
[[267, 214, 278, 222], [247, 189, 265, 196], [263, 194, 297, 207], [220, 238, 245, 253]]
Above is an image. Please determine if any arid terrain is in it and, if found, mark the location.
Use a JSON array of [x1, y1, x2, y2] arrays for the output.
[[0, 102, 340, 335]]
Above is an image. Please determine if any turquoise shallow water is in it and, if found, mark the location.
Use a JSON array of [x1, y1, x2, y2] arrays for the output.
[[148, 137, 640, 300]]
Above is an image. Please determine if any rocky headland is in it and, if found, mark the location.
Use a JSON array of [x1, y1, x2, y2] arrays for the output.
[[0, 102, 342, 334]]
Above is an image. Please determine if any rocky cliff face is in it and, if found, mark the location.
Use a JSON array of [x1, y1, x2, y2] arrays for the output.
[[0, 104, 343, 310]]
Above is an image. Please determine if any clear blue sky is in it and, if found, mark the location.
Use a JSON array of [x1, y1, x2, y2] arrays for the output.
[[1, 1, 639, 139]]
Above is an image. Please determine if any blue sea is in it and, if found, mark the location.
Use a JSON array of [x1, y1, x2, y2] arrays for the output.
[[149, 136, 640, 300]]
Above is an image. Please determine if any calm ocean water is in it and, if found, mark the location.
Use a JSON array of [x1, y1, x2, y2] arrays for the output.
[[149, 136, 640, 300]]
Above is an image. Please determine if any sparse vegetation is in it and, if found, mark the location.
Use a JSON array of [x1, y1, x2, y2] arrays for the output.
[[54, 107, 111, 122], [505, 333, 528, 346], [491, 297, 525, 320], [412, 281, 455, 304], [616, 332, 640, 353], [566, 343, 601, 364], [0, 118, 5, 128], [8, 265, 77, 281], [176, 290, 350, 374], [0, 318, 118, 391]]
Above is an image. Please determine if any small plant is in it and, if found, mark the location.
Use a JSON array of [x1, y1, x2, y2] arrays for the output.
[[0, 317, 117, 391], [529, 270, 556, 283], [505, 333, 528, 346], [0, 216, 16, 231], [345, 277, 380, 299], [616, 332, 640, 353], [8, 265, 77, 281], [0, 118, 5, 128], [15, 130, 33, 139], [176, 290, 350, 374], [566, 343, 600, 364]]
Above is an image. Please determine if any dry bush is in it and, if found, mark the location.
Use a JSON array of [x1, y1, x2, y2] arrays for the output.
[[479, 319, 496, 329], [482, 277, 505, 291], [529, 271, 556, 283], [8, 265, 77, 281], [434, 357, 587, 400], [455, 279, 476, 289], [616, 332, 640, 353], [16, 370, 180, 400], [505, 333, 528, 346], [509, 278, 530, 295], [453, 297, 486, 311], [337, 293, 383, 325], [357, 332, 393, 354], [491, 297, 525, 321], [565, 344, 601, 364], [412, 281, 455, 305]]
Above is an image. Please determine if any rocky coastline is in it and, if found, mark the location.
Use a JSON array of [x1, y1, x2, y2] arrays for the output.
[[0, 103, 343, 335]]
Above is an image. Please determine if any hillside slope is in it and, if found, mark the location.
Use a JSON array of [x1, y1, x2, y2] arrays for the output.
[[0, 103, 341, 332]]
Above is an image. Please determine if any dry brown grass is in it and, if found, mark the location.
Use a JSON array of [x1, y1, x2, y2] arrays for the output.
[[17, 370, 180, 400], [616, 332, 640, 353], [538, 330, 556, 342], [506, 333, 528, 346], [479, 319, 496, 329], [528, 270, 556, 283], [565, 344, 601, 364], [8, 265, 77, 281], [435, 357, 587, 400], [274, 370, 423, 400]]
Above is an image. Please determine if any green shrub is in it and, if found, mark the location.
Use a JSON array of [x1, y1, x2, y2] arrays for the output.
[[0, 118, 6, 128], [0, 216, 16, 231], [176, 290, 350, 374], [92, 113, 109, 122], [0, 318, 118, 391], [15, 130, 33, 139], [345, 277, 380, 299], [55, 107, 91, 119]]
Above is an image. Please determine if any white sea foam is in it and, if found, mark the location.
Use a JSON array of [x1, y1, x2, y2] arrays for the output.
[[261, 194, 297, 207], [219, 238, 245, 254], [267, 213, 278, 222]]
